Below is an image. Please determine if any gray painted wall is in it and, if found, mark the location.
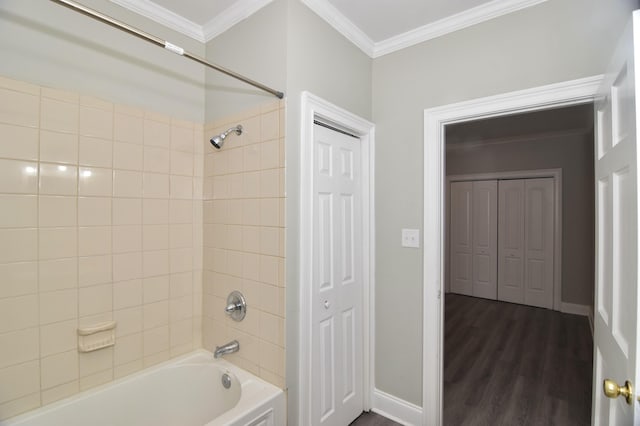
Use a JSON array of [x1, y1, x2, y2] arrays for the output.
[[204, 0, 287, 123], [372, 0, 638, 405], [0, 0, 205, 121], [446, 131, 595, 307]]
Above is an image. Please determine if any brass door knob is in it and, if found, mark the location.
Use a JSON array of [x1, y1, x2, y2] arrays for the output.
[[603, 379, 633, 405]]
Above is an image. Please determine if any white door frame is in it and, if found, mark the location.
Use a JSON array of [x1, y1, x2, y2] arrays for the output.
[[299, 91, 376, 425], [422, 75, 603, 425], [445, 169, 563, 311]]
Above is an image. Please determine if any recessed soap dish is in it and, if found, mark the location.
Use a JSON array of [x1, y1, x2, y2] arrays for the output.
[[77, 321, 116, 353]]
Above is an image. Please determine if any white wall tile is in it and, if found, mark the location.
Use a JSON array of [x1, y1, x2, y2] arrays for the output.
[[39, 164, 77, 196], [0, 328, 39, 369], [0, 262, 37, 299], [113, 280, 142, 310], [0, 123, 38, 161], [41, 98, 78, 134], [39, 289, 77, 325], [144, 147, 170, 173], [39, 258, 77, 292], [113, 198, 142, 225], [78, 226, 111, 256], [0, 159, 38, 194], [78, 167, 112, 196], [0, 195, 37, 228], [0, 88, 39, 128], [40, 131, 78, 164], [39, 196, 76, 228], [113, 142, 143, 171], [0, 295, 38, 333], [0, 361, 40, 404], [143, 173, 169, 199], [144, 120, 170, 148], [0, 229, 37, 263], [79, 136, 113, 168], [113, 170, 143, 198], [40, 320, 77, 358], [39, 227, 77, 260], [78, 255, 112, 287], [78, 197, 111, 226], [41, 350, 78, 389], [113, 225, 142, 253], [79, 284, 112, 317]]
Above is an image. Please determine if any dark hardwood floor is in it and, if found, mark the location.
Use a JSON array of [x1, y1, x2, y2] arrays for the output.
[[444, 294, 593, 426], [350, 411, 402, 425]]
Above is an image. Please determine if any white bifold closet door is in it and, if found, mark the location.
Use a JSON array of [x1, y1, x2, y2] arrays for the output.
[[450, 180, 498, 299], [498, 178, 554, 309]]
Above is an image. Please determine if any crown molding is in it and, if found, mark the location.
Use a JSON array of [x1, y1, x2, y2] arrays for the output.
[[301, 0, 548, 59], [110, 0, 205, 42], [110, 0, 274, 44], [203, 0, 274, 41], [372, 0, 548, 57], [301, 0, 376, 57]]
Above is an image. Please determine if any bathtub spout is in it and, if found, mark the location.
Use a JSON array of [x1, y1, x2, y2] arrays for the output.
[[214, 340, 240, 358]]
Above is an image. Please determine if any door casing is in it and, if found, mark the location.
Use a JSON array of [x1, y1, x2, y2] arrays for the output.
[[422, 75, 603, 425], [299, 92, 376, 425]]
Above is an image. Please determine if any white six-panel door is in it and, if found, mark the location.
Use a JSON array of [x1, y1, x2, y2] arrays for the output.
[[450, 181, 474, 296], [497, 178, 554, 309], [497, 179, 526, 304], [591, 11, 639, 425], [472, 180, 498, 299], [523, 178, 554, 308], [312, 124, 363, 426]]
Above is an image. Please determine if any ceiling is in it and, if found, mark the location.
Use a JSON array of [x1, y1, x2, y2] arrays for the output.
[[445, 104, 594, 147], [109, 0, 547, 57]]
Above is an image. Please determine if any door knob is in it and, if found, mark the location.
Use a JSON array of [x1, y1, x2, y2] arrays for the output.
[[603, 379, 634, 405]]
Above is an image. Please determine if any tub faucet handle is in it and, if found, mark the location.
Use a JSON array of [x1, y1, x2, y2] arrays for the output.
[[225, 291, 246, 321]]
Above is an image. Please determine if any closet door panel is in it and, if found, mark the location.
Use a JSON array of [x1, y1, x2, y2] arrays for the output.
[[472, 180, 498, 299], [498, 180, 525, 304], [524, 178, 554, 308], [450, 182, 473, 296]]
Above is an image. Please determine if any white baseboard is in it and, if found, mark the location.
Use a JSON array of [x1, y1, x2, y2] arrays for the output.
[[560, 302, 591, 317], [372, 388, 422, 426]]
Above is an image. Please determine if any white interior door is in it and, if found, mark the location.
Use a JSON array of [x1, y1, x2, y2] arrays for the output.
[[450, 181, 473, 296], [592, 12, 640, 425], [498, 179, 525, 304], [311, 124, 363, 426], [523, 178, 554, 309], [472, 180, 498, 299]]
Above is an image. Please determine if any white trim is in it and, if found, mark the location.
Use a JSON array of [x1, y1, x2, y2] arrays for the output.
[[371, 389, 423, 426], [301, 0, 547, 59], [446, 169, 563, 311], [300, 0, 376, 57], [560, 302, 592, 317], [202, 0, 274, 41], [110, 0, 274, 43], [423, 75, 603, 426], [373, 0, 548, 58], [110, 0, 205, 42], [299, 92, 376, 425]]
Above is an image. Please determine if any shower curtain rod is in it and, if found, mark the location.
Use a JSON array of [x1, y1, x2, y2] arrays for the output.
[[49, 0, 285, 99]]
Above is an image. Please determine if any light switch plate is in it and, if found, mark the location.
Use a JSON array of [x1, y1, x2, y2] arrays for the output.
[[401, 228, 420, 248]]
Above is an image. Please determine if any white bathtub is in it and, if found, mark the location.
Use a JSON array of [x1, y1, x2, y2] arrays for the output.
[[0, 350, 285, 426]]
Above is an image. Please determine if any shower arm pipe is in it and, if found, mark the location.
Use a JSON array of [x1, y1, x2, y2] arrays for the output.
[[49, 0, 285, 99]]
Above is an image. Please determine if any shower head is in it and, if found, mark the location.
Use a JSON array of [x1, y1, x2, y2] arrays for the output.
[[210, 125, 243, 149]]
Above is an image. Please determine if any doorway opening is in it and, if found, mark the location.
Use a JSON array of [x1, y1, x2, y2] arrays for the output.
[[442, 104, 595, 424], [421, 75, 603, 425]]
